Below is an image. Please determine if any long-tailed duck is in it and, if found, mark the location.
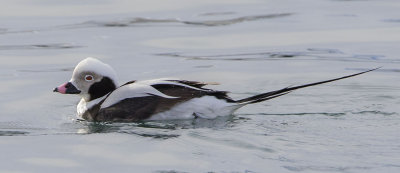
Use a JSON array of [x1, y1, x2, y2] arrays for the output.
[[54, 57, 377, 122]]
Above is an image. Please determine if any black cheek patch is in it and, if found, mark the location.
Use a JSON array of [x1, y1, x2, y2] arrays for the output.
[[88, 77, 116, 101]]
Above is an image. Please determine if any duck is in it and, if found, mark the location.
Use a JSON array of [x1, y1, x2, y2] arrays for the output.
[[54, 57, 377, 122]]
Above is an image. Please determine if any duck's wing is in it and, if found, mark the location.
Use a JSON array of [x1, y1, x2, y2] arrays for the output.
[[95, 79, 232, 121], [164, 79, 219, 88]]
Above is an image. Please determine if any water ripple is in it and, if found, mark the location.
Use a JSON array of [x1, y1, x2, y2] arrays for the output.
[[17, 68, 74, 73], [65, 13, 292, 28], [157, 48, 395, 63], [0, 43, 83, 50], [242, 112, 347, 117], [0, 130, 29, 136], [188, 131, 274, 153], [350, 111, 398, 116], [182, 13, 292, 26], [0, 121, 46, 136], [0, 13, 292, 35], [154, 170, 189, 173], [243, 110, 398, 117], [383, 19, 400, 23], [199, 11, 236, 16], [283, 165, 372, 172], [0, 28, 7, 33]]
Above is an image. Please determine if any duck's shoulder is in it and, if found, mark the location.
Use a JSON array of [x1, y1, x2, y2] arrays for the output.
[[116, 78, 216, 96], [100, 79, 180, 109], [147, 79, 213, 88]]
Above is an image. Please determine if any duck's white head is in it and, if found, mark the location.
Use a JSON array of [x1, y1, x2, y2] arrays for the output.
[[54, 57, 118, 102]]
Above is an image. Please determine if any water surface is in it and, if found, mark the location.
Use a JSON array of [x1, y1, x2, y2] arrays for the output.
[[1, 0, 399, 172]]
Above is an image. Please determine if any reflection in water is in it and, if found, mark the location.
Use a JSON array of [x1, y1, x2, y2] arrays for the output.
[[1, 109, 390, 137], [75, 115, 240, 139], [65, 109, 400, 137]]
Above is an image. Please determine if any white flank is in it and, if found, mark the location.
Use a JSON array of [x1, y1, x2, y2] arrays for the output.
[[148, 96, 241, 120], [77, 99, 87, 119], [77, 95, 107, 119]]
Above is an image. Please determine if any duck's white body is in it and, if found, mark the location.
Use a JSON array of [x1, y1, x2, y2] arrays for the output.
[[54, 57, 376, 122], [76, 78, 240, 121], [148, 96, 239, 120]]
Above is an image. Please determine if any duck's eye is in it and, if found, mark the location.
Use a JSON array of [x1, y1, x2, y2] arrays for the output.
[[85, 75, 94, 81]]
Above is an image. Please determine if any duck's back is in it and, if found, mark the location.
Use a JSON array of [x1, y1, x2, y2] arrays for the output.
[[82, 79, 237, 122]]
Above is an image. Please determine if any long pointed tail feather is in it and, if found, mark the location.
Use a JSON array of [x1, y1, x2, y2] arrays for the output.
[[236, 68, 380, 104]]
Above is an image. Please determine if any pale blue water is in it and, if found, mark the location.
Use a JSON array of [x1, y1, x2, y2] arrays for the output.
[[0, 0, 399, 172]]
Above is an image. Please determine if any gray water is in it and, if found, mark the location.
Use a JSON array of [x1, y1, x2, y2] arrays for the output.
[[1, 0, 400, 172]]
